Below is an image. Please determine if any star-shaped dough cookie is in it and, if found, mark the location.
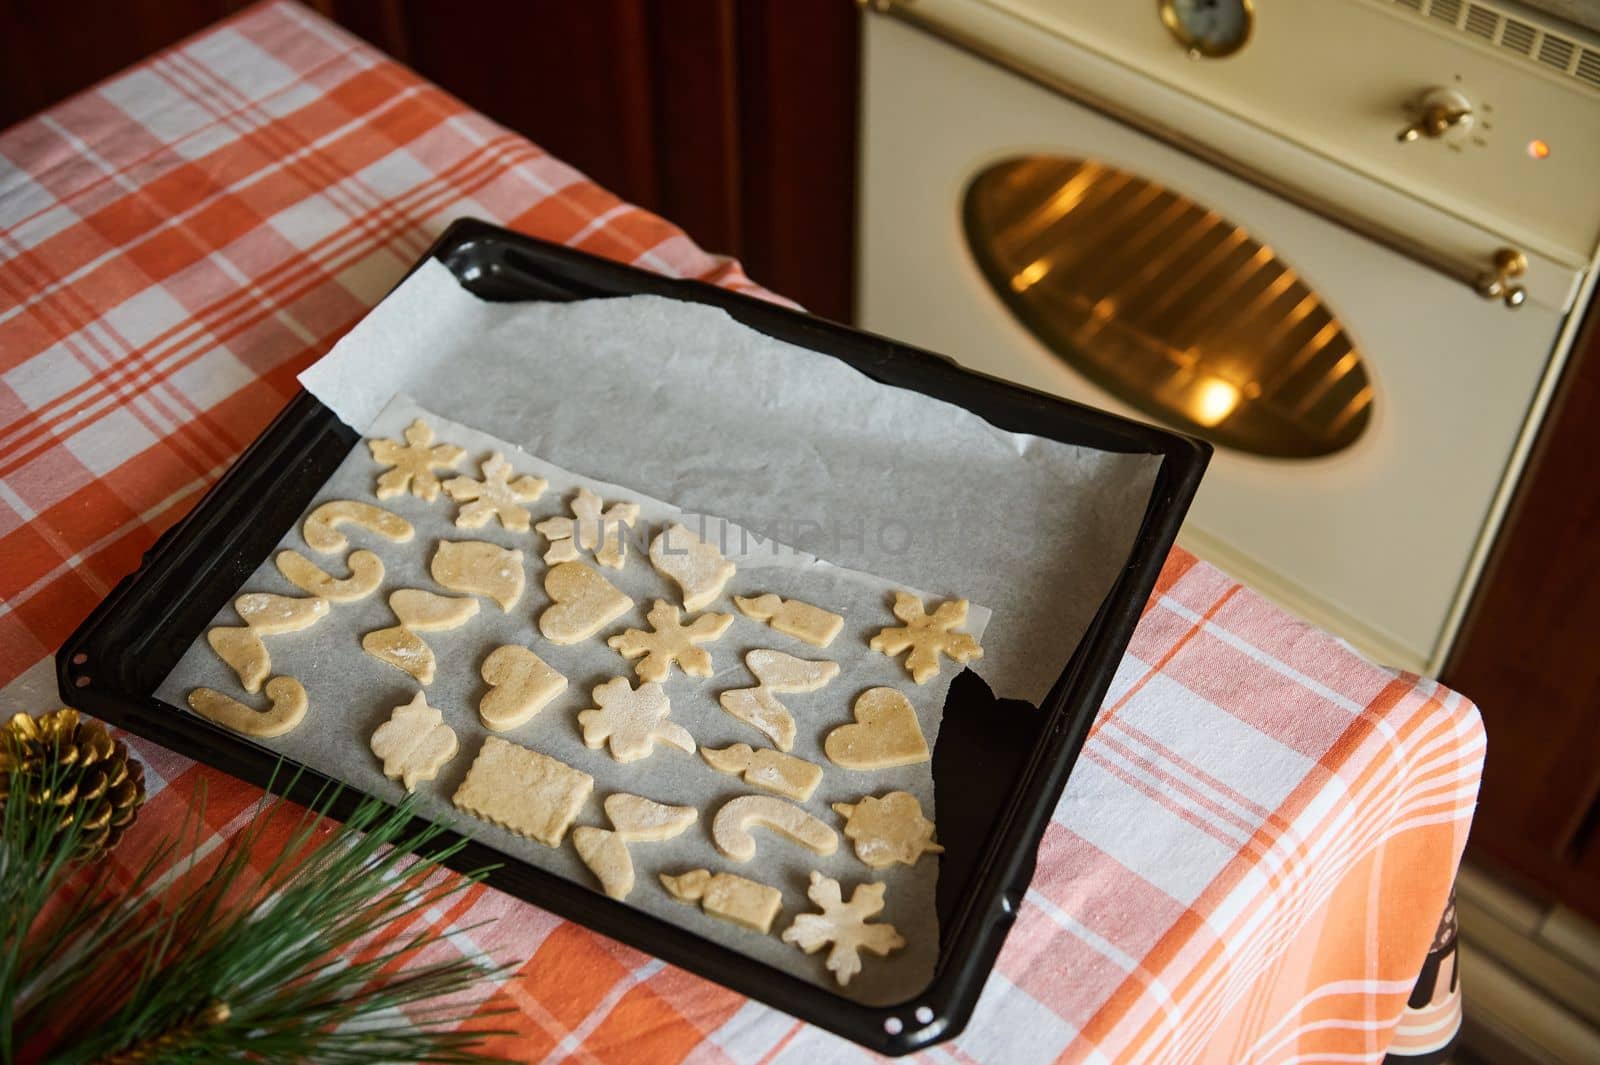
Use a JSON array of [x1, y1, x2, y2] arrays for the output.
[[443, 451, 547, 531], [368, 419, 465, 502], [868, 592, 983, 684], [608, 599, 733, 683]]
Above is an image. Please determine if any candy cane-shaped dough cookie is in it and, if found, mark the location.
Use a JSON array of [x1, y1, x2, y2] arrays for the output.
[[711, 794, 837, 863], [187, 676, 309, 738], [302, 500, 413, 554]]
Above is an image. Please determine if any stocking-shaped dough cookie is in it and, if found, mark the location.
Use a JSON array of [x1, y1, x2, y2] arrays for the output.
[[823, 687, 930, 769], [781, 872, 906, 987], [539, 562, 632, 645], [443, 451, 547, 531], [536, 486, 640, 568], [431, 539, 524, 610], [648, 522, 735, 611], [717, 649, 839, 752], [711, 795, 837, 862], [368, 419, 464, 501], [370, 691, 458, 792], [478, 645, 567, 731], [576, 678, 695, 762], [869, 592, 983, 683], [187, 676, 308, 738], [607, 599, 733, 683]]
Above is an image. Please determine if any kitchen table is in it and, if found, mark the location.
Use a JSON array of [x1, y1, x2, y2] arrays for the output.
[[0, 3, 1481, 1062]]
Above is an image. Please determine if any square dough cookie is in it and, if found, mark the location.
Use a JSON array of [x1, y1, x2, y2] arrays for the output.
[[452, 736, 594, 847]]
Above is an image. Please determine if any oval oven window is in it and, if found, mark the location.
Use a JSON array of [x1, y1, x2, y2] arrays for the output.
[[963, 157, 1371, 458]]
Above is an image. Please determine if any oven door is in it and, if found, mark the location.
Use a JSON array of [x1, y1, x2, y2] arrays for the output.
[[857, 14, 1570, 671]]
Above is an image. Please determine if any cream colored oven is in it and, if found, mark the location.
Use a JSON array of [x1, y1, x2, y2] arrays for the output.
[[857, 0, 1600, 672]]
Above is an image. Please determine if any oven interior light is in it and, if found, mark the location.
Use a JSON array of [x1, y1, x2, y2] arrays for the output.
[[1011, 259, 1050, 292], [1528, 139, 1551, 159], [1192, 377, 1242, 427]]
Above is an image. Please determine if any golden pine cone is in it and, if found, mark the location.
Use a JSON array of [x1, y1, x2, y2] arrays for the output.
[[0, 708, 145, 858]]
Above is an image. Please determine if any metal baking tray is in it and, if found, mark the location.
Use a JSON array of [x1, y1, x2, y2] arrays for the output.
[[57, 218, 1209, 1055]]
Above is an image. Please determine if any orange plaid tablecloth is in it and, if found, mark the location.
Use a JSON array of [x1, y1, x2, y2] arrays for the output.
[[0, 3, 1483, 1062]]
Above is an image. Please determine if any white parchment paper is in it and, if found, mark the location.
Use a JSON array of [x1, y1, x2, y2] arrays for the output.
[[159, 396, 982, 1004], [299, 260, 1162, 705]]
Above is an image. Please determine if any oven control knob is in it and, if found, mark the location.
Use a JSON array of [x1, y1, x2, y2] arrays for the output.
[[1475, 248, 1528, 308], [1397, 87, 1474, 142]]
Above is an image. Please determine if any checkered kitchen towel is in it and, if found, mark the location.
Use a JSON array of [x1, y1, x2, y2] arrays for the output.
[[0, 3, 1483, 1061]]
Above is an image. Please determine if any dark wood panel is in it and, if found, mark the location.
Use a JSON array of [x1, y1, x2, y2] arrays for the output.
[[1445, 295, 1600, 924]]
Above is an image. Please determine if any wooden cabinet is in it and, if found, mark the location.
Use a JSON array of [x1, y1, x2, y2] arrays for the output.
[[0, 0, 860, 322]]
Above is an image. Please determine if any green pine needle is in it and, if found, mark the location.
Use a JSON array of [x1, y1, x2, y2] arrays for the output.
[[2, 747, 517, 1065]]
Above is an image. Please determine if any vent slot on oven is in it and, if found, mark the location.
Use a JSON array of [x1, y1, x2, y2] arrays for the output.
[[963, 157, 1373, 460], [1390, 0, 1600, 87]]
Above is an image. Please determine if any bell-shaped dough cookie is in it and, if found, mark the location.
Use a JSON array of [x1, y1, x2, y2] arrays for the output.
[[648, 522, 735, 611], [823, 687, 930, 769], [431, 539, 525, 611], [711, 794, 837, 863], [539, 561, 632, 645], [187, 676, 308, 738], [276, 548, 384, 602], [302, 500, 413, 554]]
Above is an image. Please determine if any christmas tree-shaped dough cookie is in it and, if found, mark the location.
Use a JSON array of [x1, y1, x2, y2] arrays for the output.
[[782, 872, 906, 987], [869, 592, 983, 684], [368, 419, 465, 502]]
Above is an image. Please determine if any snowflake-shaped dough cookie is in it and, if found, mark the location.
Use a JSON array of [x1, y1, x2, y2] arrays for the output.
[[868, 592, 983, 684], [781, 872, 906, 987], [536, 486, 640, 569], [443, 452, 547, 530], [607, 599, 733, 683], [368, 419, 465, 502], [370, 691, 459, 792], [577, 677, 696, 762]]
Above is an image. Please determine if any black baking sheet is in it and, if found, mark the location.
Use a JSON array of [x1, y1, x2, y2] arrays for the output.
[[57, 218, 1209, 1055]]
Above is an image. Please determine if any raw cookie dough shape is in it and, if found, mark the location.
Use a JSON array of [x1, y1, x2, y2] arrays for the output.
[[370, 691, 458, 792], [734, 593, 844, 649], [711, 794, 837, 863], [431, 539, 525, 611], [276, 548, 384, 602], [717, 649, 840, 752], [368, 419, 465, 502], [302, 500, 414, 554], [607, 599, 733, 683], [869, 592, 983, 684], [824, 687, 930, 770], [361, 589, 480, 685], [833, 791, 944, 869], [452, 736, 594, 846], [648, 522, 736, 611], [535, 486, 640, 569], [576, 678, 695, 763], [661, 869, 783, 934], [573, 793, 698, 900], [701, 743, 823, 802], [187, 676, 308, 738], [782, 872, 906, 987], [539, 561, 632, 645], [443, 451, 547, 531], [478, 645, 567, 731], [206, 593, 330, 693]]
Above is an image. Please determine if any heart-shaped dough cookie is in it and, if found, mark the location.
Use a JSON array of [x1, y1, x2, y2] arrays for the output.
[[539, 561, 632, 645], [823, 687, 930, 769]]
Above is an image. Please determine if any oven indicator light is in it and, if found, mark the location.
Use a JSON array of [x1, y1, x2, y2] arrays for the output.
[[1528, 139, 1551, 159]]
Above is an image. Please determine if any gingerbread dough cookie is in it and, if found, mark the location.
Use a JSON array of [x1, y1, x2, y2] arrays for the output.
[[782, 872, 906, 987], [573, 793, 698, 900], [536, 486, 640, 569], [362, 589, 479, 685], [869, 592, 983, 684], [824, 687, 930, 770], [478, 645, 567, 731], [443, 451, 547, 531], [538, 561, 632, 645], [833, 792, 944, 869], [370, 691, 458, 792], [648, 522, 735, 611], [607, 599, 733, 683], [207, 593, 329, 693], [718, 649, 839, 752], [187, 676, 308, 738], [452, 736, 593, 847], [577, 678, 695, 762], [711, 795, 837, 863], [368, 419, 464, 502], [734, 594, 843, 649], [701, 744, 823, 802], [276, 548, 384, 602], [302, 500, 413, 554], [431, 539, 524, 611], [661, 869, 783, 934]]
